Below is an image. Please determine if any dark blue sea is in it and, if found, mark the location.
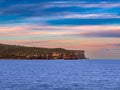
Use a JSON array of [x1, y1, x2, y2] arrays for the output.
[[0, 60, 120, 90]]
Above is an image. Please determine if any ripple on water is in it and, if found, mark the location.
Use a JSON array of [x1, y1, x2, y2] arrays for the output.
[[0, 60, 120, 90]]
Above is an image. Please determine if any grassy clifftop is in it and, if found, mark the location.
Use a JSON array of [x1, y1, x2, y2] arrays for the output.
[[0, 44, 86, 59]]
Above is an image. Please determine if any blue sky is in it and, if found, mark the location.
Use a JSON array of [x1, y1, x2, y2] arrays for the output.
[[0, 0, 120, 59], [1, 0, 120, 25]]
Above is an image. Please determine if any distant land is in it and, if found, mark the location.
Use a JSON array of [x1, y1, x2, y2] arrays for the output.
[[0, 43, 87, 60]]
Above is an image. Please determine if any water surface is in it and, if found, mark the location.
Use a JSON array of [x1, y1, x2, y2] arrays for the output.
[[0, 59, 120, 90]]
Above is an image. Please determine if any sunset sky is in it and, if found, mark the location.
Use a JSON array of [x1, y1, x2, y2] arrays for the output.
[[0, 0, 120, 59]]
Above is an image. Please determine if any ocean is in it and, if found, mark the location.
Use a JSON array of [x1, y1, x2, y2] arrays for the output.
[[0, 59, 120, 90]]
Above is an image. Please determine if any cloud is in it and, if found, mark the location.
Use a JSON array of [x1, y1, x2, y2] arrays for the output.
[[1, 13, 120, 26], [0, 25, 33, 36], [0, 24, 120, 38], [81, 30, 120, 38], [0, 26, 29, 32], [1, 1, 120, 17], [107, 44, 120, 47], [41, 1, 120, 8], [61, 13, 120, 19], [25, 13, 120, 20], [0, 39, 83, 49], [1, 40, 120, 50], [0, 1, 120, 26]]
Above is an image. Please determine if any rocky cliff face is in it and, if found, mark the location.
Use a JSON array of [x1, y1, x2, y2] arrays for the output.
[[40, 50, 86, 60], [0, 44, 87, 60]]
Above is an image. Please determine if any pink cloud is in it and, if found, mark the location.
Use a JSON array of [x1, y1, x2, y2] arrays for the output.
[[0, 25, 120, 37]]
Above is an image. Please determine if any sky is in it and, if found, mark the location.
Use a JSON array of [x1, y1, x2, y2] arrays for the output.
[[0, 0, 120, 59]]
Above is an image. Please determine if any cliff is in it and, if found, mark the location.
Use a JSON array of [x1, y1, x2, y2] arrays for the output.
[[0, 44, 87, 60]]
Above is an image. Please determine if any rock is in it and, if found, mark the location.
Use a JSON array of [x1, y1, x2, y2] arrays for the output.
[[0, 43, 87, 60]]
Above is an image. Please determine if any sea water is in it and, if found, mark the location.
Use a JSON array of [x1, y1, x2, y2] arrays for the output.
[[0, 59, 120, 90]]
